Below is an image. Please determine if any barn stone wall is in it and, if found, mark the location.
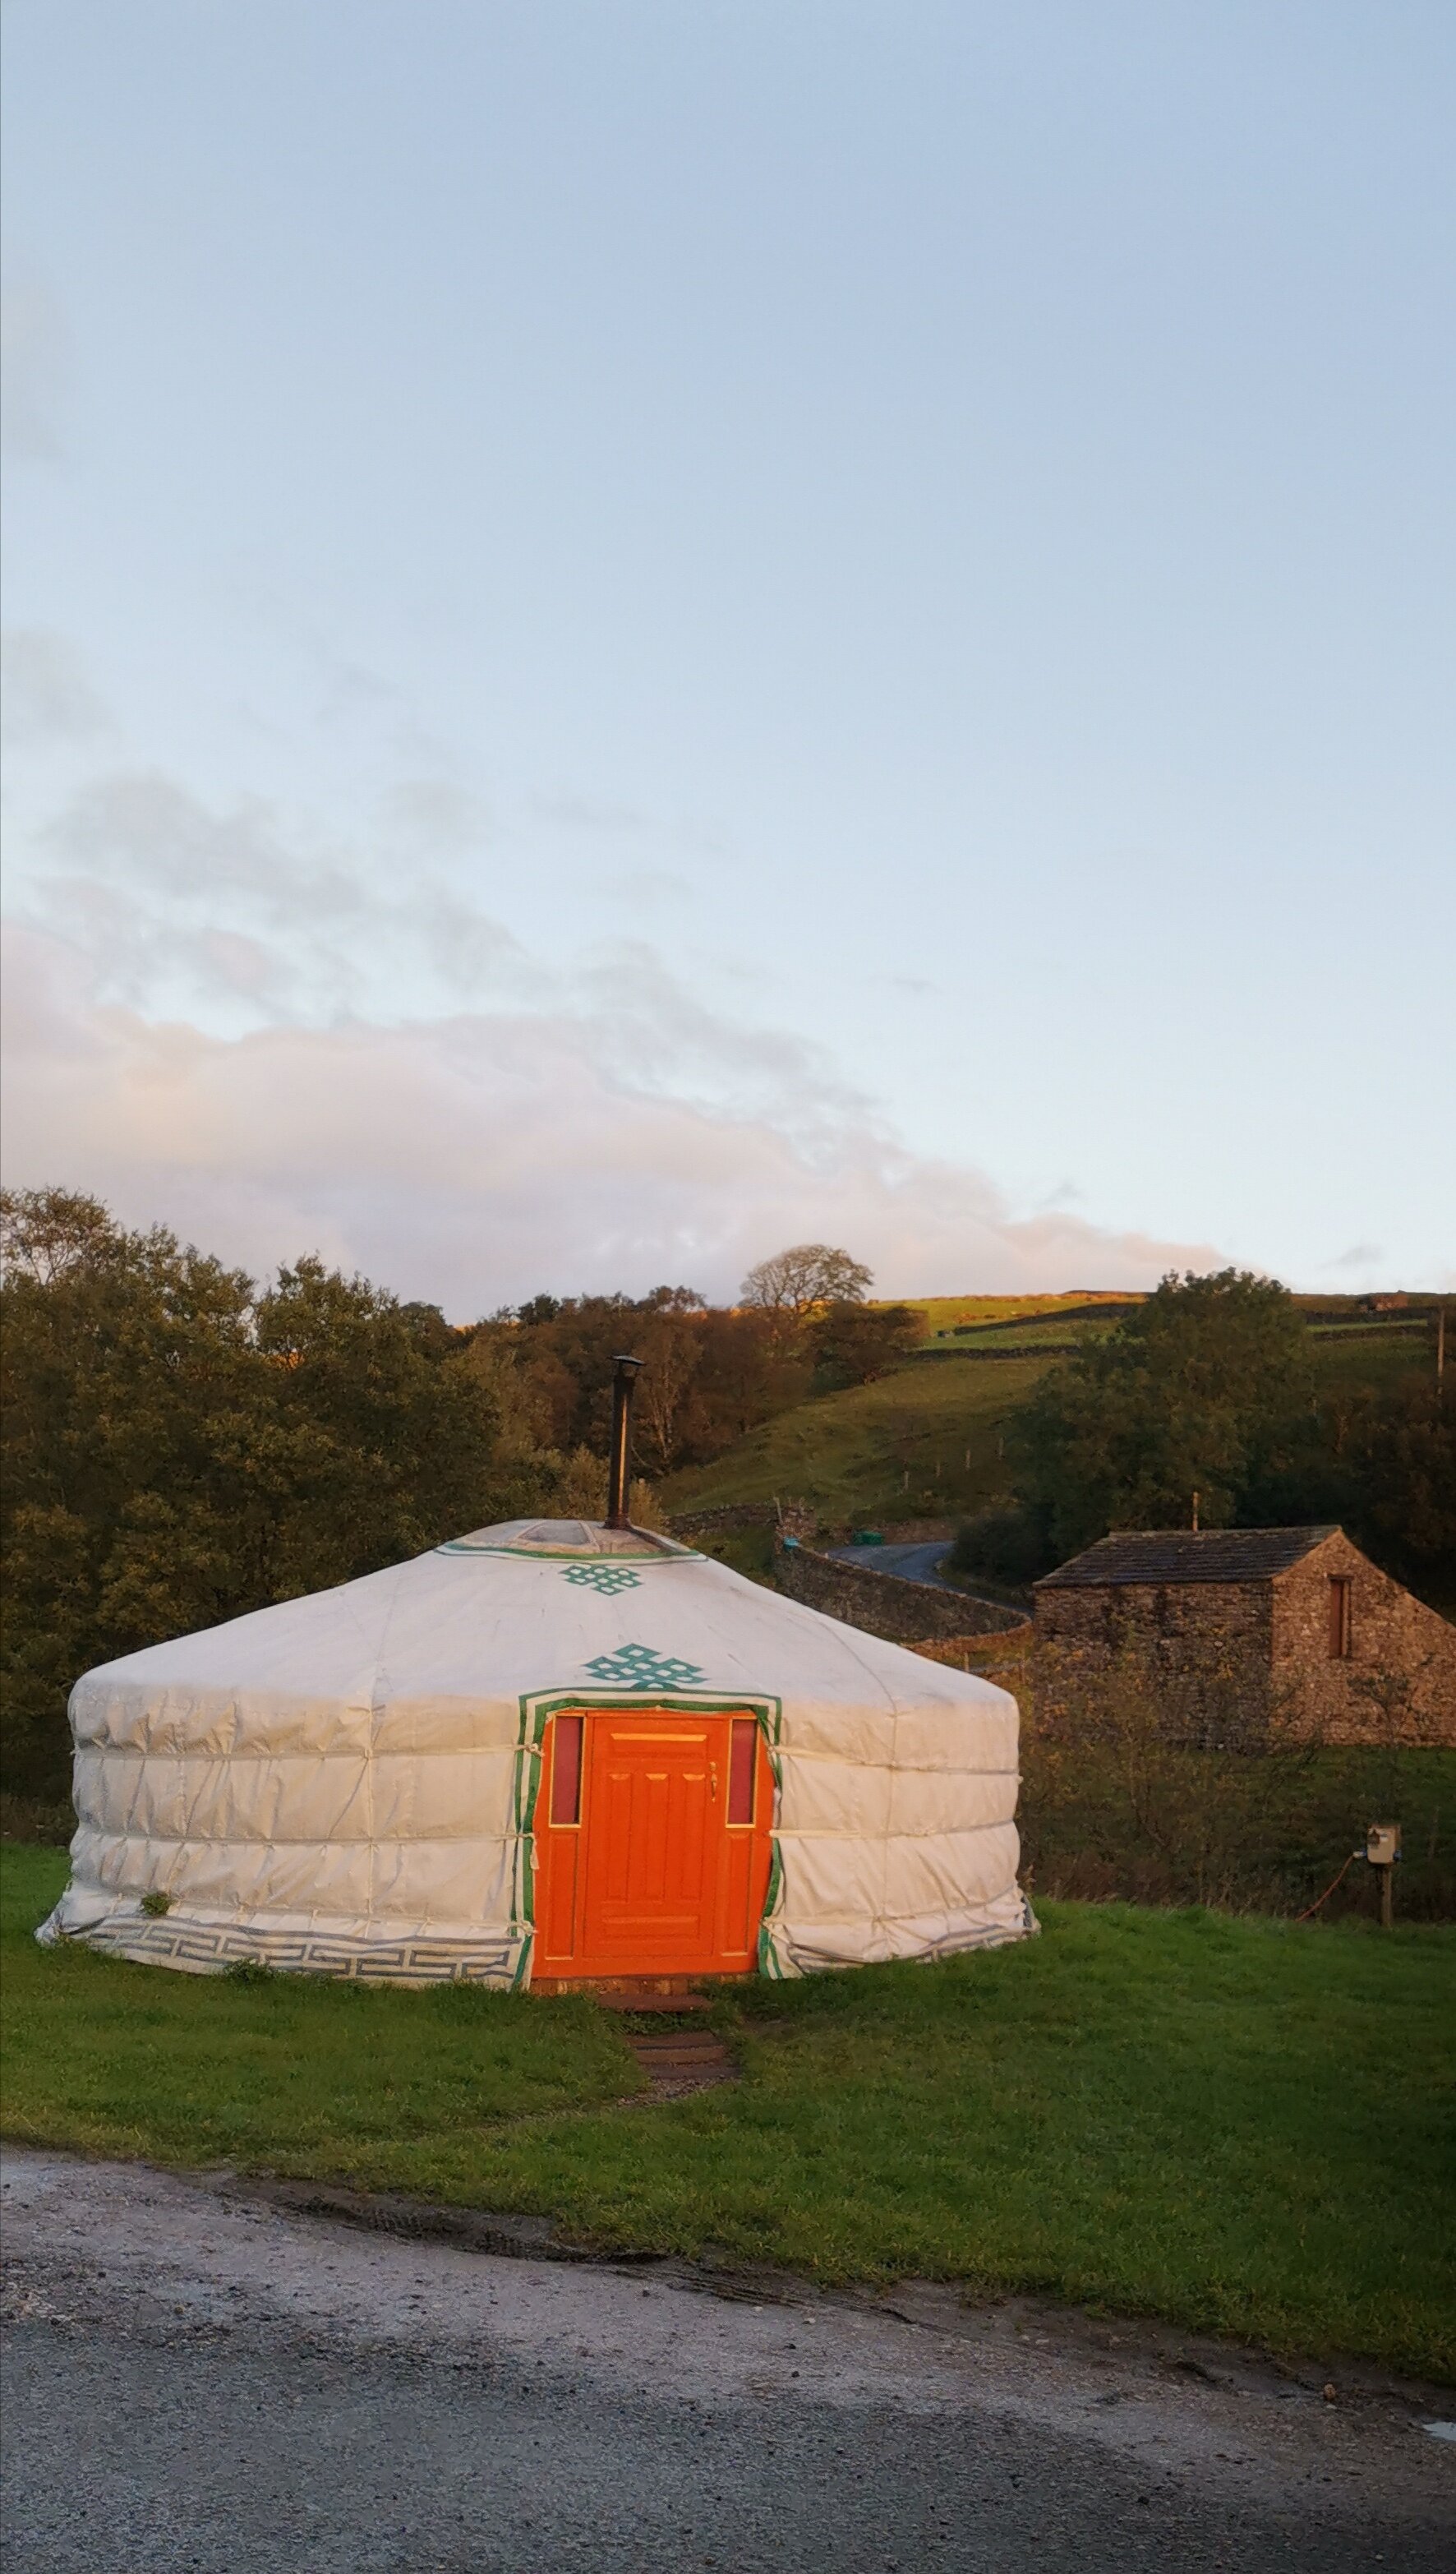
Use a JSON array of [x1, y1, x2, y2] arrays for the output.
[[1032, 1532, 1456, 1745], [1034, 1580, 1273, 1737], [1271, 1531, 1456, 1745]]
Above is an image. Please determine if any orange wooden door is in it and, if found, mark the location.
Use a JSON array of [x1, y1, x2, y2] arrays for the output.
[[534, 1708, 772, 1979]]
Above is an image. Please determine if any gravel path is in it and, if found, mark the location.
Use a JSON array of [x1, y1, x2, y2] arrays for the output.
[[2, 2149, 1451, 2572]]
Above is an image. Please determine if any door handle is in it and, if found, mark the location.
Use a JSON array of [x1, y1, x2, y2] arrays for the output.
[[709, 1763, 718, 1800]]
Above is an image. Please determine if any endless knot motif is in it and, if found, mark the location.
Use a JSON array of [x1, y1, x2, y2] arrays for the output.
[[582, 1643, 706, 1691], [560, 1563, 643, 1597]]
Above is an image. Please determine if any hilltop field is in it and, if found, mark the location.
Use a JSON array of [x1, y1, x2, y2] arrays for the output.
[[884, 1290, 1444, 1350], [663, 1314, 1440, 1535]]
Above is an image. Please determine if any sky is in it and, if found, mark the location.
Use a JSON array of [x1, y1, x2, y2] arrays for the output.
[[2, 0, 1453, 1315]]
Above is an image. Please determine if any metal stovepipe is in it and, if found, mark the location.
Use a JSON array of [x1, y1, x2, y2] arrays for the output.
[[606, 1355, 644, 1528]]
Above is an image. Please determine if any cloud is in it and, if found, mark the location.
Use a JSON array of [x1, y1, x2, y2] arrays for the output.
[[2, 921, 1223, 1316], [603, 868, 692, 906], [27, 769, 535, 1017], [532, 793, 650, 835], [377, 780, 493, 855], [1328, 1241, 1384, 1271], [1, 630, 107, 744]]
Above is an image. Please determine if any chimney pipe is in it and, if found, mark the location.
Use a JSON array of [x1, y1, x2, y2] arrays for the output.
[[606, 1354, 643, 1528]]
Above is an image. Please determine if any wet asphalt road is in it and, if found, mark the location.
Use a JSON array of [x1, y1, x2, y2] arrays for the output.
[[826, 1539, 963, 1590], [3, 2152, 1452, 2574]]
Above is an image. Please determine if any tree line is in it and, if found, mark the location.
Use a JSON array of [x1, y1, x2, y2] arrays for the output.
[[952, 1268, 1455, 1608], [0, 1199, 905, 1797]]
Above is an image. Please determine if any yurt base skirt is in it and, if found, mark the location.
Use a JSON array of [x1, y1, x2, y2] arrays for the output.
[[37, 1882, 1038, 1988]]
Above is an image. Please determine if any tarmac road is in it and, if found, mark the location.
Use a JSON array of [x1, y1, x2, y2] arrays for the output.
[[826, 1538, 963, 1589], [3, 2151, 1452, 2574]]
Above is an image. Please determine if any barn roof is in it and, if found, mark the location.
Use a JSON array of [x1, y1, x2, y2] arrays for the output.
[[1035, 1526, 1340, 1589]]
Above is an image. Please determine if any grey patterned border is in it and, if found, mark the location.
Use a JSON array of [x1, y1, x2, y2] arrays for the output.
[[71, 1914, 524, 1985]]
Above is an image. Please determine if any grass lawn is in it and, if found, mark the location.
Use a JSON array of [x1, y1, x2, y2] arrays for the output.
[[4, 1846, 1453, 2378]]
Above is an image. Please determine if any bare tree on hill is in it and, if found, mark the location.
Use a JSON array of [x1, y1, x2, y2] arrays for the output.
[[740, 1245, 873, 1340]]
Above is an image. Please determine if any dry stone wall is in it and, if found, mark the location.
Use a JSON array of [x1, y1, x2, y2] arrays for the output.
[[774, 1542, 1026, 1646]]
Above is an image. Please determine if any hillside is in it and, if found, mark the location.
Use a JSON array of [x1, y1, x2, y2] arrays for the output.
[[661, 1321, 1439, 1537], [662, 1354, 1050, 1528]]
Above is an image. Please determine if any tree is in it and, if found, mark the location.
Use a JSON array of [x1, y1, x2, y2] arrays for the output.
[[483, 1285, 796, 1474], [634, 1305, 706, 1473], [0, 1195, 568, 1801], [0, 1188, 119, 1285], [979, 1270, 1313, 1573], [1343, 1378, 1456, 1608], [2, 1193, 266, 1796], [805, 1301, 920, 1391], [740, 1244, 873, 1344]]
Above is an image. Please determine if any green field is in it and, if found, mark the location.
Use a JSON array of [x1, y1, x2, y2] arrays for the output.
[[4, 1846, 1451, 2378], [1308, 1327, 1441, 1400], [666, 1354, 1049, 1525], [887, 1293, 1140, 1340], [916, 1314, 1127, 1353]]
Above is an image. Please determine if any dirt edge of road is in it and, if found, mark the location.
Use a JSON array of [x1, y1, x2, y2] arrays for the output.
[[82, 2153, 1451, 2426]]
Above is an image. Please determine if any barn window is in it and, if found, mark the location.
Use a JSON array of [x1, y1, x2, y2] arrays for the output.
[[727, 1717, 758, 1825], [1328, 1578, 1352, 1660], [550, 1714, 583, 1824]]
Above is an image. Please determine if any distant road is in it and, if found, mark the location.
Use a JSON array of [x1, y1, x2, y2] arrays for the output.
[[824, 1538, 1025, 1617], [826, 1538, 960, 1589]]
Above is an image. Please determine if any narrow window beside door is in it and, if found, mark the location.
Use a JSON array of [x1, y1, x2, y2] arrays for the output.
[[1328, 1578, 1352, 1661], [727, 1717, 758, 1825], [551, 1714, 583, 1824]]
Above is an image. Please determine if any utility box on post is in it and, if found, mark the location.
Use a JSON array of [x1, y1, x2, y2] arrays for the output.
[[1366, 1821, 1401, 1928]]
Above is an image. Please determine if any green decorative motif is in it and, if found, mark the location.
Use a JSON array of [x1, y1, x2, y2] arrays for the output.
[[560, 1563, 642, 1596], [582, 1644, 707, 1691]]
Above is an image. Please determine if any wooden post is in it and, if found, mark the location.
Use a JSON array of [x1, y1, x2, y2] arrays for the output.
[[1366, 1824, 1400, 1926]]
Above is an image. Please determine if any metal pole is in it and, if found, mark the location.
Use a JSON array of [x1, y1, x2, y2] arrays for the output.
[[605, 1355, 643, 1528]]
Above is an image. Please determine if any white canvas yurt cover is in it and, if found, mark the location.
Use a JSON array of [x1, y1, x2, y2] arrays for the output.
[[39, 1519, 1034, 1984]]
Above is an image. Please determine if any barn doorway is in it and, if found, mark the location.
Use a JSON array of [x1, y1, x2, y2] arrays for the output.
[[533, 1707, 773, 1982]]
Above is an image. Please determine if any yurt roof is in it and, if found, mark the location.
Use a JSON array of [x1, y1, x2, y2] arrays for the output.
[[72, 1518, 1013, 1721]]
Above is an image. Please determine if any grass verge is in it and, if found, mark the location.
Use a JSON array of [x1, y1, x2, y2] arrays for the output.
[[5, 1846, 1453, 2378]]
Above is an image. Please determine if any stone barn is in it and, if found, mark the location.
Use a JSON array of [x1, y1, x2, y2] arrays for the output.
[[1033, 1526, 1455, 1745]]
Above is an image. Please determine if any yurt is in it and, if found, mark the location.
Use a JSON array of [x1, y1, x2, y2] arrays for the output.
[[39, 1372, 1032, 1986]]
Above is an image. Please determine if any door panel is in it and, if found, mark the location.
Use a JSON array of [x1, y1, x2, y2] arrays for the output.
[[535, 1709, 772, 1978]]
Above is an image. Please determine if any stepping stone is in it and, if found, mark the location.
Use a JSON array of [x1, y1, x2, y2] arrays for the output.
[[622, 2027, 737, 2100]]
